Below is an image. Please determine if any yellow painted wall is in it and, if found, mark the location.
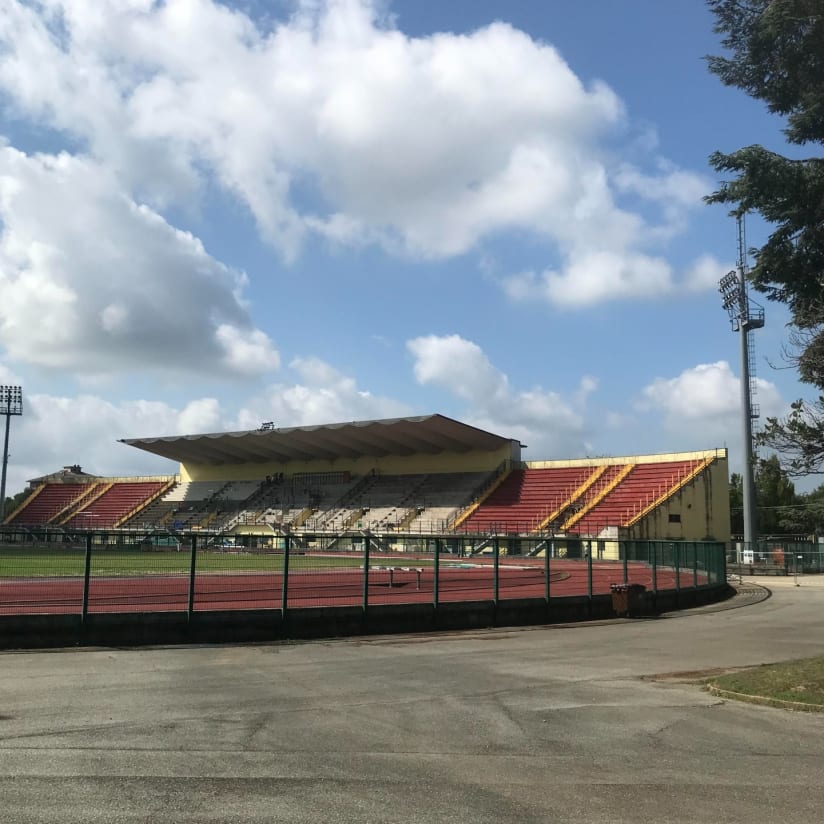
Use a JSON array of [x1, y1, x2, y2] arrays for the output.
[[628, 455, 730, 542], [180, 445, 514, 483]]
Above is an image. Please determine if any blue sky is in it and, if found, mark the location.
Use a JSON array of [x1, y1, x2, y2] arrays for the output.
[[0, 0, 814, 494]]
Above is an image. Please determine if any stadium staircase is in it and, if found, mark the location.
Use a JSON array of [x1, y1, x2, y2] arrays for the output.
[[198, 511, 218, 529], [532, 465, 607, 531], [623, 457, 714, 528], [395, 507, 422, 531], [399, 471, 493, 532], [57, 483, 112, 525], [453, 469, 525, 532], [469, 536, 495, 555], [560, 464, 633, 532], [459, 467, 596, 534], [311, 474, 376, 531], [51, 482, 107, 524], [450, 464, 511, 529], [291, 508, 315, 528], [3, 484, 45, 524], [342, 508, 368, 529], [63, 481, 166, 528], [567, 458, 713, 536], [114, 478, 176, 527], [120, 484, 180, 529]]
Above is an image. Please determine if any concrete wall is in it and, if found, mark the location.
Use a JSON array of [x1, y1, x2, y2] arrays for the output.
[[629, 455, 730, 542], [0, 583, 733, 651]]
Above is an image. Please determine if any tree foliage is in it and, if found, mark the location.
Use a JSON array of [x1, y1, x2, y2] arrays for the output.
[[729, 455, 824, 535], [777, 482, 824, 534], [759, 396, 824, 475], [706, 0, 824, 473], [756, 454, 797, 533], [2, 489, 29, 519], [707, 0, 824, 145]]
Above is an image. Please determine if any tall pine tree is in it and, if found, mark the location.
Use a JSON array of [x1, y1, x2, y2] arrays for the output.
[[706, 0, 824, 475]]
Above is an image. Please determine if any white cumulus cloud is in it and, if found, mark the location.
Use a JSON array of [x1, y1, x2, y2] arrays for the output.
[[0, 146, 279, 377], [235, 356, 411, 431], [638, 360, 787, 447], [1, 392, 225, 495], [407, 334, 592, 455], [683, 254, 730, 292], [0, 0, 713, 301], [503, 251, 729, 307], [1, 355, 412, 495]]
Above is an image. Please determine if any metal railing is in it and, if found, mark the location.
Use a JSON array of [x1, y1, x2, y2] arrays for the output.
[[0, 527, 727, 619], [726, 540, 824, 576]]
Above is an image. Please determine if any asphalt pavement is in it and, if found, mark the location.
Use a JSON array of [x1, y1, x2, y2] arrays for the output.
[[1, 581, 824, 823]]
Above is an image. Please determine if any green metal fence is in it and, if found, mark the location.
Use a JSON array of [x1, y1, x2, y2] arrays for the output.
[[0, 528, 727, 618], [727, 540, 824, 576]]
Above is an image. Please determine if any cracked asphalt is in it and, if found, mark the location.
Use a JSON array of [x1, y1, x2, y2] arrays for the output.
[[1, 582, 824, 823]]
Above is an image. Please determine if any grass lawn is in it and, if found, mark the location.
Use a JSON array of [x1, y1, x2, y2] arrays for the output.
[[0, 547, 388, 577], [707, 657, 824, 711]]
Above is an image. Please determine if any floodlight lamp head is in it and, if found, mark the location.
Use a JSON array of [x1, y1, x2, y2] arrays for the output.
[[719, 271, 743, 325], [0, 385, 23, 416]]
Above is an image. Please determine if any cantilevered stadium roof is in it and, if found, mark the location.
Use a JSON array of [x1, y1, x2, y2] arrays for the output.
[[120, 414, 518, 466]]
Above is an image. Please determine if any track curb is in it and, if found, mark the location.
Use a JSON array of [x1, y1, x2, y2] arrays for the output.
[[705, 683, 824, 713]]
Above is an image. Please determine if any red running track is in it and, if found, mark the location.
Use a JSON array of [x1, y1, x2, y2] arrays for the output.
[[0, 560, 707, 615]]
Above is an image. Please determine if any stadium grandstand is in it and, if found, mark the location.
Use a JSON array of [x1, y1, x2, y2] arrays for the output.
[[2, 414, 730, 549]]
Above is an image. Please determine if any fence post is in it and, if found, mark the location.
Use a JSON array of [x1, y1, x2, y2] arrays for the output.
[[586, 543, 593, 610], [721, 541, 728, 584], [362, 533, 370, 615], [692, 542, 698, 589], [493, 537, 500, 607], [81, 532, 93, 624], [281, 534, 290, 629], [622, 540, 629, 585], [651, 543, 658, 601], [187, 534, 198, 620], [544, 539, 551, 604], [674, 542, 680, 605], [433, 537, 440, 610]]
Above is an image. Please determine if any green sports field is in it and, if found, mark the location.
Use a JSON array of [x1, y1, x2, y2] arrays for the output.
[[0, 547, 377, 577]]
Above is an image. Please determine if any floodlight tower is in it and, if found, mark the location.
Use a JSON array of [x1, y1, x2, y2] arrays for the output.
[[719, 216, 764, 552], [0, 385, 23, 523]]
